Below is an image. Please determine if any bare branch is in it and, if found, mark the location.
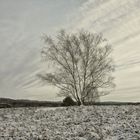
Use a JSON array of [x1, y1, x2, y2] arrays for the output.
[[39, 30, 115, 104]]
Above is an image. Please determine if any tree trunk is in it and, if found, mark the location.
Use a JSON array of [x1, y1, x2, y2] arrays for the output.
[[77, 98, 85, 106], [77, 100, 81, 106], [81, 98, 85, 105]]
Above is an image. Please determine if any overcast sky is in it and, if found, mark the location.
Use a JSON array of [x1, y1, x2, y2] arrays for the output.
[[0, 0, 140, 101]]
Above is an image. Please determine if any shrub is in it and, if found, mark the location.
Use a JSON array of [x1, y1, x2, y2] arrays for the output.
[[62, 96, 75, 106]]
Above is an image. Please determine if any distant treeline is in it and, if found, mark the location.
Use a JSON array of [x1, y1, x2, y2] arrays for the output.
[[85, 102, 140, 106], [0, 98, 62, 108], [0, 98, 140, 108]]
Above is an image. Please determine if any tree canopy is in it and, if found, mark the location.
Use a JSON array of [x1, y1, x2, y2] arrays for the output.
[[39, 30, 115, 105]]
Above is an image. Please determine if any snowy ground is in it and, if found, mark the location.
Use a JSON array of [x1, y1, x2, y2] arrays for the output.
[[0, 105, 140, 140]]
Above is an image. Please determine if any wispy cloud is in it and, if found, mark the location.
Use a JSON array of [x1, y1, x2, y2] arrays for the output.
[[0, 0, 140, 101]]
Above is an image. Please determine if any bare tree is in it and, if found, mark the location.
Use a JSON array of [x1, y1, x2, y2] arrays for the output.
[[38, 30, 115, 105]]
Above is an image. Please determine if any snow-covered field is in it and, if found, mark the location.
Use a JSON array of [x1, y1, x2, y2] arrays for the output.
[[0, 105, 140, 140]]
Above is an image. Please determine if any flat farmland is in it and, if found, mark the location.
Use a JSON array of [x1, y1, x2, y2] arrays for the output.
[[0, 105, 140, 140]]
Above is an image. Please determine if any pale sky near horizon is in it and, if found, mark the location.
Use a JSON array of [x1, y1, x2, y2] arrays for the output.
[[0, 0, 140, 101]]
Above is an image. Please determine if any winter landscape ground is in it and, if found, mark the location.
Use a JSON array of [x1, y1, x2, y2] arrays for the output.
[[0, 105, 140, 140]]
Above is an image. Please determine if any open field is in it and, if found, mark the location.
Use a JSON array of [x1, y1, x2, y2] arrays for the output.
[[0, 105, 140, 140]]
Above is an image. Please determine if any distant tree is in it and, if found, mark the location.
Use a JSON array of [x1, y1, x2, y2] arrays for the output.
[[38, 30, 115, 105]]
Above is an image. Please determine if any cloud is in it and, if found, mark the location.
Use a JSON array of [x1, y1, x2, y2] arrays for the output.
[[0, 0, 140, 101]]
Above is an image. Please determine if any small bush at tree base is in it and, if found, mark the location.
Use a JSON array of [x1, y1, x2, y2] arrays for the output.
[[62, 96, 75, 106]]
